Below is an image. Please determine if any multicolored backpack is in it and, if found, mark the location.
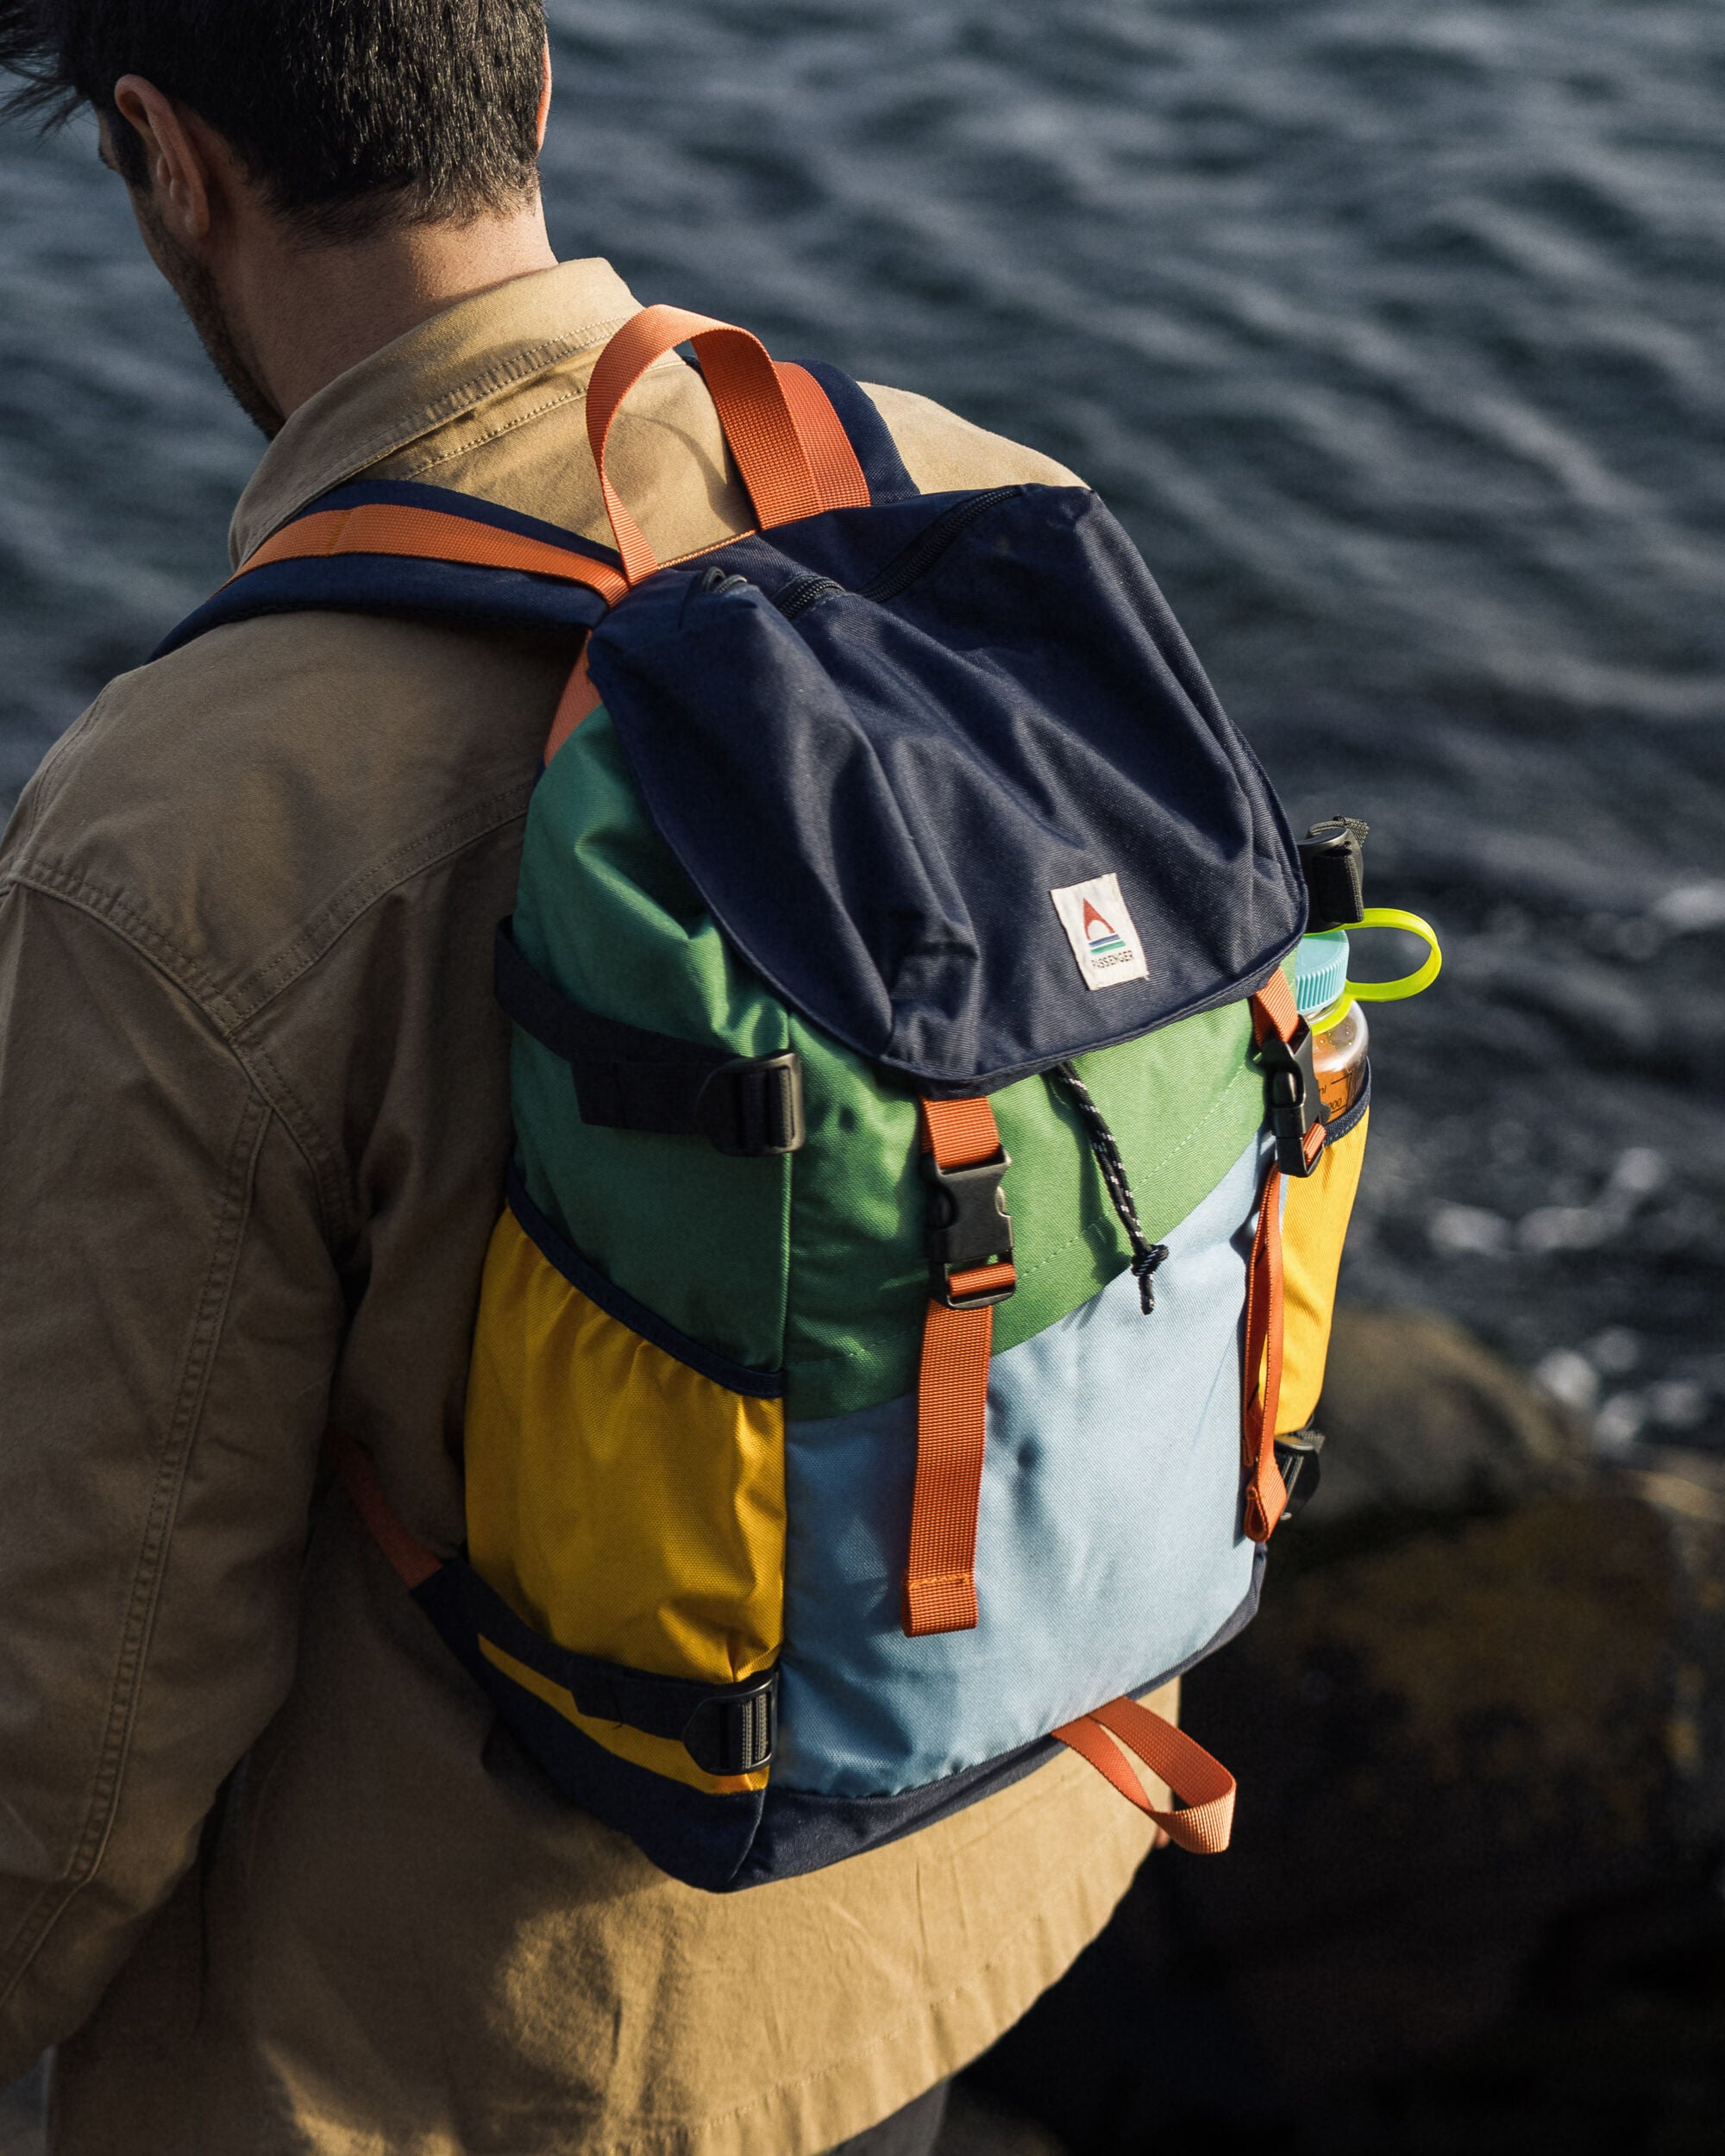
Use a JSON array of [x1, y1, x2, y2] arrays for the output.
[[159, 307, 1370, 1891]]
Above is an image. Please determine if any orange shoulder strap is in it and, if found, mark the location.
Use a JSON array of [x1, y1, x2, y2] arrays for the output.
[[1240, 973, 1315, 1542], [1241, 1160, 1288, 1542], [235, 500, 630, 607], [325, 1429, 442, 1592]]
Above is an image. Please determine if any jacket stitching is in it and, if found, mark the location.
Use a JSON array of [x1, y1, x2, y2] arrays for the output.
[[4, 778, 531, 1244], [9, 691, 110, 848], [232, 327, 619, 551], [391, 381, 593, 479], [216, 774, 535, 1028], [1, 863, 227, 1010], [0, 1086, 272, 2009], [0, 870, 342, 1238]]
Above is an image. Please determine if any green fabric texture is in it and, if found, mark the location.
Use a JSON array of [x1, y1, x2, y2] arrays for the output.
[[512, 711, 791, 1373], [511, 705, 1268, 1416], [783, 1010, 1263, 1420]]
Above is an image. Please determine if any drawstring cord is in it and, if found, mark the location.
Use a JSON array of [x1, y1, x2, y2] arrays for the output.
[[1049, 1061, 1168, 1314]]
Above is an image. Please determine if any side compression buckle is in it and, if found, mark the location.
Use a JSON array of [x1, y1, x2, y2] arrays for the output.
[[694, 1052, 806, 1157], [1258, 1020, 1325, 1178], [1272, 1426, 1326, 1520], [681, 1671, 779, 1777], [495, 920, 805, 1158], [923, 1146, 1016, 1308]]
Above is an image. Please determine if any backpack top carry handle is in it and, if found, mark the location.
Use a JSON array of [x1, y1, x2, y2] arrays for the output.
[[585, 304, 873, 582]]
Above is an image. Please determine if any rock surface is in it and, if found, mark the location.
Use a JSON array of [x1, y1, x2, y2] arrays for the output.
[[933, 2086, 1067, 2154], [965, 1309, 1725, 2152], [1302, 1304, 1593, 1526]]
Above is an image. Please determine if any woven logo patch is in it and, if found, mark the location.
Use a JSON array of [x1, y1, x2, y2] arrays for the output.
[[1051, 874, 1149, 990]]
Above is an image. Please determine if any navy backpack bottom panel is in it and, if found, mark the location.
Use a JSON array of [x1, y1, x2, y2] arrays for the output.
[[417, 1554, 1265, 1893]]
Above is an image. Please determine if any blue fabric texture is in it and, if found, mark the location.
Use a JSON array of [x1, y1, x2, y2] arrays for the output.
[[776, 1132, 1268, 1798], [588, 484, 1305, 1091], [409, 1550, 1262, 1893]]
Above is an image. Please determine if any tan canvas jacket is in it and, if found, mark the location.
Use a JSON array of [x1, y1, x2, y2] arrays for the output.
[[0, 258, 1168, 2156]]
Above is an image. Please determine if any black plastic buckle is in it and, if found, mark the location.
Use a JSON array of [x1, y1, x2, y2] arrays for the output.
[[1258, 1020, 1323, 1177], [681, 1669, 779, 1777], [924, 1146, 1016, 1309], [1273, 1426, 1326, 1521], [1298, 818, 1368, 932], [694, 1051, 806, 1157]]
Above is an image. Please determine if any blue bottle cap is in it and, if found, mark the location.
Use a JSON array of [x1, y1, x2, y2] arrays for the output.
[[1294, 931, 1351, 1020]]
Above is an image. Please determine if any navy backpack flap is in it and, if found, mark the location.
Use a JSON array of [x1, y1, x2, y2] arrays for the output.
[[585, 480, 1306, 1091]]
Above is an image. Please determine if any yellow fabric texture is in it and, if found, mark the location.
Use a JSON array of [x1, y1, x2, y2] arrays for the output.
[[1276, 1109, 1369, 1432], [464, 1207, 785, 1791]]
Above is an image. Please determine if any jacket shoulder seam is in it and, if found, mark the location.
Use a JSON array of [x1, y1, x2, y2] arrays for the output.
[[217, 773, 535, 1031], [0, 870, 345, 1236]]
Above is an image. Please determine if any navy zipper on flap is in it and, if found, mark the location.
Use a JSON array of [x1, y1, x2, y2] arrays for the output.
[[858, 487, 1019, 605], [772, 487, 1022, 623]]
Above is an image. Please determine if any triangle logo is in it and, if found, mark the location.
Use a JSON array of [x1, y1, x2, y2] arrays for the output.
[[1051, 874, 1149, 989]]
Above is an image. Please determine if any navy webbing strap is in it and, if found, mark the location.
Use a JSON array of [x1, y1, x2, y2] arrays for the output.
[[494, 922, 806, 1157], [326, 1432, 779, 1779], [440, 1560, 779, 1779]]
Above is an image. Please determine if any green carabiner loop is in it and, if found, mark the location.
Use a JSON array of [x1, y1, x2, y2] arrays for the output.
[[1312, 908, 1442, 1026]]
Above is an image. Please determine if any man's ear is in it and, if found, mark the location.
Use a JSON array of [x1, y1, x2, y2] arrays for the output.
[[536, 39, 553, 153], [111, 74, 216, 242]]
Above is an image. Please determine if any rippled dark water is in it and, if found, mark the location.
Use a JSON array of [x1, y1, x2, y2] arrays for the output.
[[3, 0, 1722, 1442]]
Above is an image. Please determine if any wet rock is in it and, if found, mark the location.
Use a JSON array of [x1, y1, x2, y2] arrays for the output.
[[1168, 1477, 1720, 2100], [1303, 1304, 1592, 1526]]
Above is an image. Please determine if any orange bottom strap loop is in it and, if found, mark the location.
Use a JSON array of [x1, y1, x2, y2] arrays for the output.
[[1055, 1698, 1237, 1855]]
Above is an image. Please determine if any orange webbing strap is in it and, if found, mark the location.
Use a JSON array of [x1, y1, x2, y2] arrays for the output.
[[543, 643, 604, 765], [902, 1096, 1013, 1639], [775, 363, 871, 517], [1251, 968, 1300, 1047], [586, 306, 864, 583], [1055, 1696, 1237, 1854], [1238, 970, 1309, 1542], [1241, 1163, 1288, 1542], [325, 1430, 442, 1592], [235, 503, 630, 608]]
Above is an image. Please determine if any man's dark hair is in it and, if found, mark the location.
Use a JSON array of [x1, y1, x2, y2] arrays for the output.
[[0, 1, 548, 240]]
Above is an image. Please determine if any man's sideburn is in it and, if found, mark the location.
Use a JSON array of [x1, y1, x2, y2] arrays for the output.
[[130, 185, 285, 439]]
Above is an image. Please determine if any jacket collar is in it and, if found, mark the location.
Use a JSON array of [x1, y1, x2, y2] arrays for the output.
[[228, 257, 641, 568]]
